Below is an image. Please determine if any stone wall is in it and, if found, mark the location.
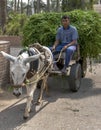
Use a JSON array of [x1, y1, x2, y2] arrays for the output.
[[0, 36, 22, 87], [0, 36, 22, 47], [0, 41, 10, 86]]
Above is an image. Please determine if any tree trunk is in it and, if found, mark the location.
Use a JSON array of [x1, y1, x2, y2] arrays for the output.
[[47, 0, 50, 12], [21, 0, 23, 13], [37, 0, 40, 13], [0, 0, 7, 34], [81, 0, 85, 9], [14, 0, 17, 12], [32, 0, 34, 14], [27, 0, 30, 15], [17, 0, 20, 12], [56, 0, 60, 12]]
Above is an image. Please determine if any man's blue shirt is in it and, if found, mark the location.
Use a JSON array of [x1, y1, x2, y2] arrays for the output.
[[56, 25, 78, 45]]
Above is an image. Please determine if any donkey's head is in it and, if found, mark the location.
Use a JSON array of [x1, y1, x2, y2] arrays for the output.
[[1, 51, 42, 86]]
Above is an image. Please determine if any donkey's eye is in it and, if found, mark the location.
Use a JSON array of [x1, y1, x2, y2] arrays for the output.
[[22, 73, 25, 77], [11, 72, 14, 76]]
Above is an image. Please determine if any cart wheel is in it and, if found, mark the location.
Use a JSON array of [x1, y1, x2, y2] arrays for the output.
[[69, 63, 81, 92]]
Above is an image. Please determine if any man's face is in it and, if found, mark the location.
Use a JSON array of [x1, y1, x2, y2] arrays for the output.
[[62, 18, 70, 28]]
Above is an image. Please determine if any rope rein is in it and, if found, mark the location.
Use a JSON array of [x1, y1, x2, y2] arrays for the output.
[[25, 49, 64, 85]]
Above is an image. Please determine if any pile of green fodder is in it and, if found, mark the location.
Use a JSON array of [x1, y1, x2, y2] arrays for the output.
[[23, 10, 101, 59]]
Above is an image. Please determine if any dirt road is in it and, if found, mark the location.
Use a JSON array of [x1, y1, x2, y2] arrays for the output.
[[0, 47, 101, 130]]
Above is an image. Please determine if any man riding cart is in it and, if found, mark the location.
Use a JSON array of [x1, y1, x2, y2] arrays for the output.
[[51, 15, 78, 73], [37, 15, 87, 92], [49, 15, 86, 92]]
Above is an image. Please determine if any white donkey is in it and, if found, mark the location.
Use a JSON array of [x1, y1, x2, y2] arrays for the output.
[[1, 44, 53, 119]]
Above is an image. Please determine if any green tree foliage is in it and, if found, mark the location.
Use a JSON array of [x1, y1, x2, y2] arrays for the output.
[[62, 0, 82, 11], [23, 10, 101, 58], [5, 12, 28, 35], [61, 0, 96, 11]]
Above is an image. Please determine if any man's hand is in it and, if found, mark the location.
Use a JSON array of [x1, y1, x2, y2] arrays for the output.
[[62, 45, 68, 51], [52, 45, 56, 51]]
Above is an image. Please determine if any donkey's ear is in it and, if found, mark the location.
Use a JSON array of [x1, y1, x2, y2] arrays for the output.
[[23, 52, 43, 64], [0, 51, 16, 62]]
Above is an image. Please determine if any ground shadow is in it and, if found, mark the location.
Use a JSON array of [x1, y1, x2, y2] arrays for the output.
[[0, 75, 101, 129], [0, 94, 49, 130], [46, 76, 101, 101]]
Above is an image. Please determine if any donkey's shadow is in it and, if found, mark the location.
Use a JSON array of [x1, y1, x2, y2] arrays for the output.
[[0, 76, 101, 130], [0, 91, 49, 130]]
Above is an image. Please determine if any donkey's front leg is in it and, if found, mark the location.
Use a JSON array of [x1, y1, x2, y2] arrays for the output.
[[23, 84, 37, 119]]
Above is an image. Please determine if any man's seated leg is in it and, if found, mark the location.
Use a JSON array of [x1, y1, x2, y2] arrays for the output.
[[61, 46, 76, 73], [51, 45, 63, 71]]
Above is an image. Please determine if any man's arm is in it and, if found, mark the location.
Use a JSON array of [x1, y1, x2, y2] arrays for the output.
[[52, 27, 61, 50], [66, 40, 76, 47], [52, 40, 60, 50], [62, 40, 76, 51]]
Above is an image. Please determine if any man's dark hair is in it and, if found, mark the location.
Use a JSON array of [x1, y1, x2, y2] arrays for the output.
[[61, 15, 70, 20]]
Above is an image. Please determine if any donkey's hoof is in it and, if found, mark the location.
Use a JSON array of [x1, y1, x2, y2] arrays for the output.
[[23, 113, 29, 120], [23, 115, 29, 120], [35, 101, 40, 105]]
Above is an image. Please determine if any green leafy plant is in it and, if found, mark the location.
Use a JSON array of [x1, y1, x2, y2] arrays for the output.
[[5, 12, 28, 36], [23, 10, 101, 58]]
